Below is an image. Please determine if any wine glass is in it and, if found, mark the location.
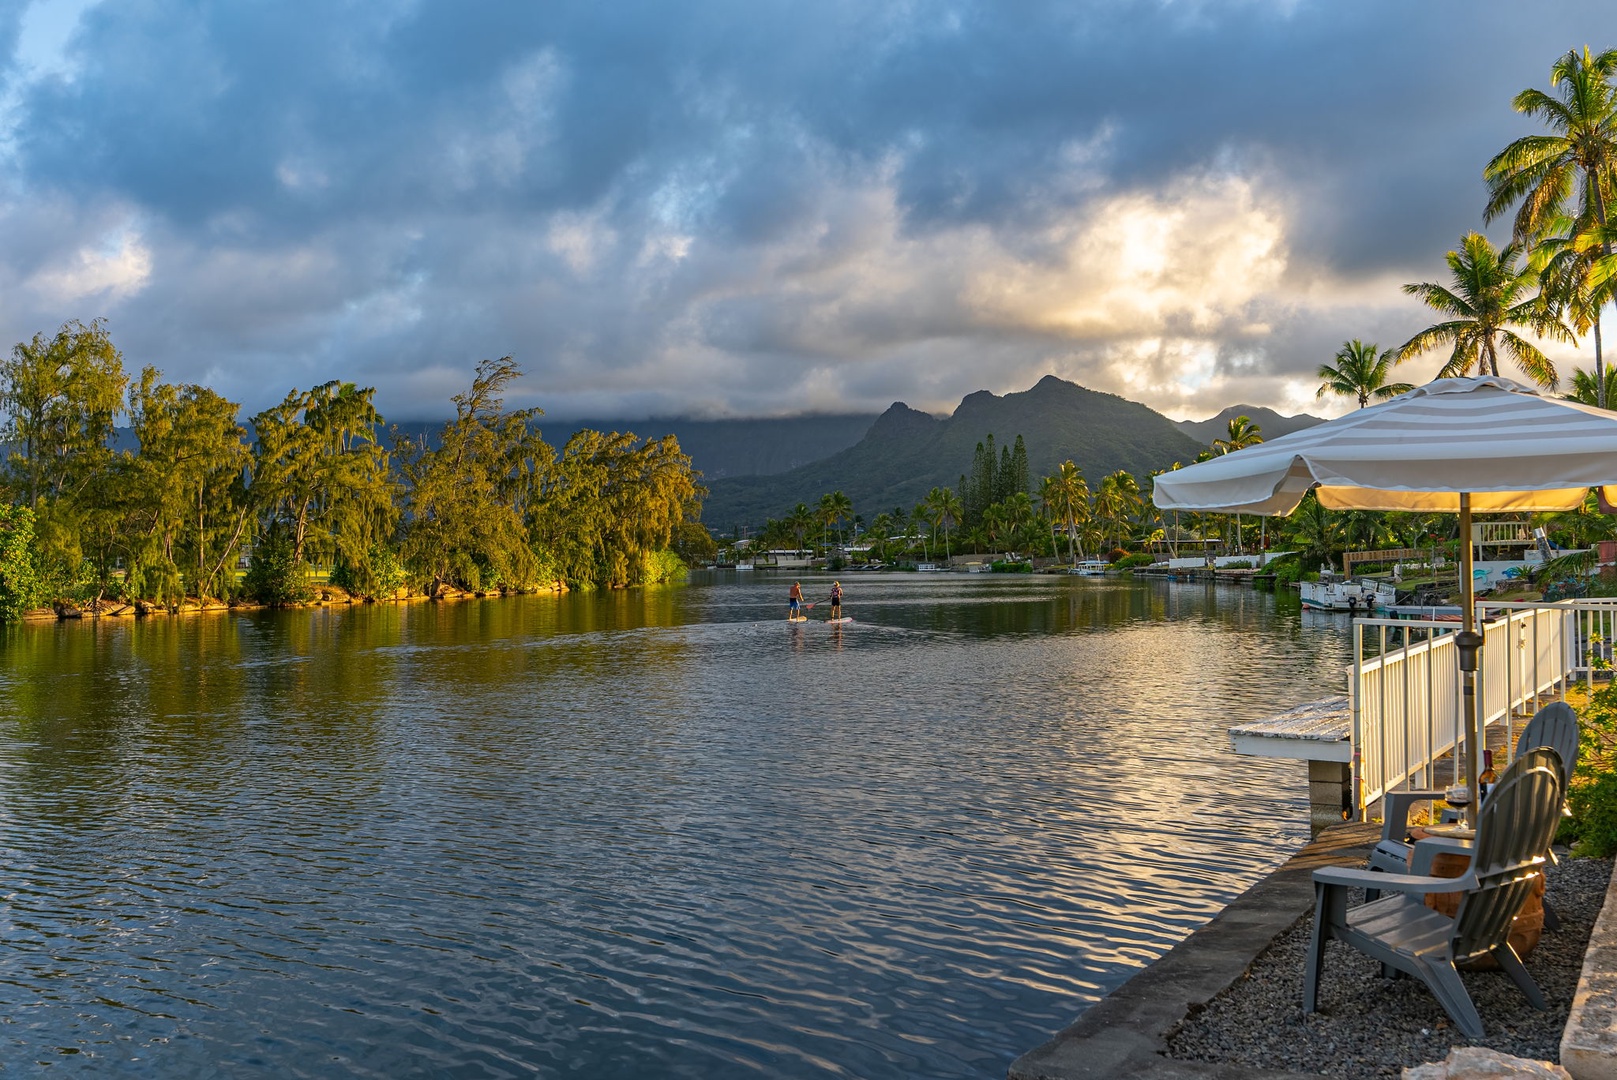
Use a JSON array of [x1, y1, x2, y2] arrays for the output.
[[1442, 783, 1471, 828]]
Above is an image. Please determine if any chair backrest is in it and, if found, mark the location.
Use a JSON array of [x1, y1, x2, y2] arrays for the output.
[[1450, 746, 1564, 964], [1515, 702, 1579, 785]]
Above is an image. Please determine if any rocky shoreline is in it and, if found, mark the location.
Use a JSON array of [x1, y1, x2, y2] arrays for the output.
[[26, 580, 573, 621], [1165, 857, 1614, 1079]]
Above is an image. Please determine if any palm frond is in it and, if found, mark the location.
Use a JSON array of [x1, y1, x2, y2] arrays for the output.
[[1400, 282, 1474, 317], [1499, 331, 1559, 388]]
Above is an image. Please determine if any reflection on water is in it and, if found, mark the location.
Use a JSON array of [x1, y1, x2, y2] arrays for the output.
[[0, 574, 1350, 1078]]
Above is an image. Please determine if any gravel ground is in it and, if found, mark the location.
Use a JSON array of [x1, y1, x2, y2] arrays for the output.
[[1165, 856, 1613, 1079]]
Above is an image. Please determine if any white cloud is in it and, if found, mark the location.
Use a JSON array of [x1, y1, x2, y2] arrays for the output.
[[24, 217, 150, 306]]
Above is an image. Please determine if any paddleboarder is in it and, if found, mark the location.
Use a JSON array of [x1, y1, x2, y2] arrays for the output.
[[788, 581, 804, 620], [829, 581, 843, 621]]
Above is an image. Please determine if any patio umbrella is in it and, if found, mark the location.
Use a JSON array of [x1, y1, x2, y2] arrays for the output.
[[1153, 375, 1617, 817]]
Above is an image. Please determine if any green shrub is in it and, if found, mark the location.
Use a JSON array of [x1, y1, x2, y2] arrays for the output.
[[331, 545, 408, 599], [639, 549, 687, 584], [1557, 681, 1617, 856], [1270, 557, 1303, 586], [1562, 770, 1617, 857], [244, 533, 313, 606], [1221, 559, 1253, 570], [989, 559, 1033, 573], [0, 505, 43, 621], [1113, 553, 1155, 570]]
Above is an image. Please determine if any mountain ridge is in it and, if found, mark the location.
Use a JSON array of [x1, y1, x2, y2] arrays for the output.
[[1176, 404, 1326, 446], [700, 375, 1204, 530]]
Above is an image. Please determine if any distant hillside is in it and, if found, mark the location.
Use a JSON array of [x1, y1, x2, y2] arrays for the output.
[[1177, 405, 1325, 447], [553, 414, 877, 479], [385, 413, 878, 481], [701, 376, 1204, 530]]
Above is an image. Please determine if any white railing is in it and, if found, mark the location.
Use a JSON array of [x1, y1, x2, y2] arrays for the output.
[[1352, 604, 1574, 815]]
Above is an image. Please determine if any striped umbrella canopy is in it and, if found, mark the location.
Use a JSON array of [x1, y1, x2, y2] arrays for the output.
[[1153, 375, 1617, 824], [1152, 376, 1617, 516]]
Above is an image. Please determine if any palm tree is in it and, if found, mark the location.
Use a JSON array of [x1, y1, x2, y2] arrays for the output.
[[1316, 340, 1415, 408], [829, 491, 853, 546], [1567, 366, 1604, 405], [789, 503, 813, 553], [981, 503, 1008, 557], [1212, 418, 1262, 553], [1212, 415, 1263, 453], [1398, 232, 1570, 387], [906, 504, 927, 559], [868, 512, 893, 561], [1093, 471, 1141, 550], [1282, 492, 1343, 568], [1041, 460, 1091, 564], [1533, 208, 1617, 404], [1004, 491, 1034, 555], [817, 491, 853, 551], [924, 486, 962, 562], [1485, 47, 1617, 405], [912, 500, 932, 560]]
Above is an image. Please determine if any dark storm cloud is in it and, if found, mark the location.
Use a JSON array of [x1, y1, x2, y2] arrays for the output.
[[0, 0, 1610, 420]]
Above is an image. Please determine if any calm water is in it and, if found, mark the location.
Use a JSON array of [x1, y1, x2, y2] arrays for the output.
[[0, 574, 1354, 1078]]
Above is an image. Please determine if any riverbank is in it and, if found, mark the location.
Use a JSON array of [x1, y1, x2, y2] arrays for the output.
[[19, 580, 574, 620], [1011, 823, 1616, 1079]]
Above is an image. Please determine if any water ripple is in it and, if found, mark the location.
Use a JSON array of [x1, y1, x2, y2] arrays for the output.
[[0, 575, 1350, 1078]]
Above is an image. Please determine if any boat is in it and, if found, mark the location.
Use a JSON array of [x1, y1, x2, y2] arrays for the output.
[[916, 563, 948, 573], [1299, 576, 1397, 612], [1068, 560, 1109, 577], [735, 561, 754, 571]]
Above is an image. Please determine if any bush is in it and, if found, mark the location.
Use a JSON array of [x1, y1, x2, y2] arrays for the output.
[[1562, 770, 1617, 857], [331, 545, 408, 599], [1105, 547, 1129, 564], [244, 533, 313, 606], [1113, 553, 1155, 570], [989, 559, 1033, 573], [639, 549, 688, 585], [1556, 681, 1617, 856], [1269, 556, 1303, 587], [0, 505, 43, 621]]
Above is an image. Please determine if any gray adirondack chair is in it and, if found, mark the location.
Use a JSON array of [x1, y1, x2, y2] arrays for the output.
[[1368, 701, 1580, 879], [1303, 746, 1565, 1039]]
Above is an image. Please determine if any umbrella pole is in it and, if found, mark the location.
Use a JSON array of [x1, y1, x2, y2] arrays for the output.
[[1459, 493, 1482, 824]]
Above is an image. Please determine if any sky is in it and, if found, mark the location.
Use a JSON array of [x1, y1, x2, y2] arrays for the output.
[[0, 0, 1611, 424]]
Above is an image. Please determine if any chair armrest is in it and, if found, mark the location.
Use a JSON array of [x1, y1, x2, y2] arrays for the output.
[[1381, 790, 1446, 841], [1314, 864, 1477, 894], [1410, 836, 1473, 876]]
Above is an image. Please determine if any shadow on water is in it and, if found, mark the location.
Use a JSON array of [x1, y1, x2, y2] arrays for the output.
[[0, 574, 1345, 1079]]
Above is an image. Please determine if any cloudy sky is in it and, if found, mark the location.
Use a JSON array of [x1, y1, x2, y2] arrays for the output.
[[0, 0, 1610, 423]]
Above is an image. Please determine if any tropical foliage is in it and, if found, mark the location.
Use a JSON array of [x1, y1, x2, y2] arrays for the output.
[[1316, 340, 1414, 408], [1485, 46, 1617, 406], [0, 325, 706, 616], [1398, 232, 1569, 386]]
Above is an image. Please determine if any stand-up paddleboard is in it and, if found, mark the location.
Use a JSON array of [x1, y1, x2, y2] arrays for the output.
[[788, 615, 808, 623], [826, 617, 853, 625]]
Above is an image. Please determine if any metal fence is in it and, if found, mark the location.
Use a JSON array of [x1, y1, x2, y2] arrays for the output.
[[1351, 603, 1574, 815]]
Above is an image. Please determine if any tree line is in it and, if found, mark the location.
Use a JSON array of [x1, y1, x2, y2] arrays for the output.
[[0, 321, 705, 619], [741, 406, 1615, 577], [743, 432, 1147, 565], [1305, 46, 1617, 406]]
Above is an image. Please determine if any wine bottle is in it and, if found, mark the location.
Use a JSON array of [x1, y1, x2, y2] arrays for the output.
[[1478, 749, 1498, 804]]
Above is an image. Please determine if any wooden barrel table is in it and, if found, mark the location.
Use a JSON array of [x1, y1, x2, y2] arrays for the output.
[[1407, 826, 1544, 969]]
